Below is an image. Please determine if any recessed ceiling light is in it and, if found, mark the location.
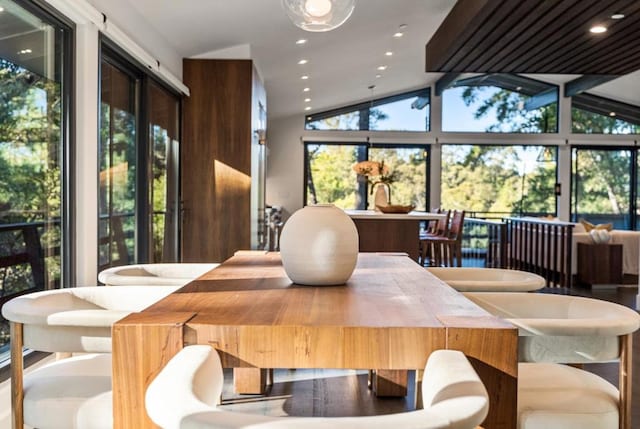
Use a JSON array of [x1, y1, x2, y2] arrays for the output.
[[296, 39, 307, 44], [298, 59, 308, 65], [385, 51, 393, 56], [375, 74, 382, 78], [393, 32, 404, 38], [304, 98, 311, 102], [305, 106, 312, 111], [17, 48, 32, 55], [516, 86, 522, 91], [303, 87, 310, 92], [611, 13, 625, 19], [301, 75, 309, 80], [609, 112, 616, 117], [377, 65, 387, 71], [589, 25, 607, 33], [0, 6, 4, 12]]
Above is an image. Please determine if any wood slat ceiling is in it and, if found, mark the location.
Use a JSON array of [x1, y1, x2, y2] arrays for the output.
[[425, 0, 640, 75]]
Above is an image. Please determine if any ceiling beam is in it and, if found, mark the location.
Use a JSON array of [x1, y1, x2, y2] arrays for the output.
[[524, 88, 558, 111], [564, 75, 619, 98], [435, 73, 460, 96]]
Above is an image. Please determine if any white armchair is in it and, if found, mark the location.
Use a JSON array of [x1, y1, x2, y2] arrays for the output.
[[1, 285, 178, 429], [464, 292, 640, 429], [98, 263, 219, 286], [146, 346, 489, 429], [427, 267, 545, 292]]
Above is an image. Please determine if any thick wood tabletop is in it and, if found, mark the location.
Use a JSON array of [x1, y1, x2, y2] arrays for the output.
[[146, 252, 496, 326], [113, 252, 518, 429], [143, 252, 515, 372]]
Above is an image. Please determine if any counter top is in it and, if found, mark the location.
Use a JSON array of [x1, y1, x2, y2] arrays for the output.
[[345, 209, 446, 220]]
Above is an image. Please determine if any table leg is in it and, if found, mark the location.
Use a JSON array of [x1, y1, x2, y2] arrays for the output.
[[233, 368, 271, 394], [371, 369, 408, 397], [112, 312, 195, 429]]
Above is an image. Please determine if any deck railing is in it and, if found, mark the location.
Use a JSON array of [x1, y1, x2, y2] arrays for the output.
[[504, 217, 574, 288], [461, 218, 507, 268]]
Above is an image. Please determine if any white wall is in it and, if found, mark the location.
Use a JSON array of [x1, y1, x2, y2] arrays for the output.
[[266, 114, 306, 220], [85, 0, 182, 78]]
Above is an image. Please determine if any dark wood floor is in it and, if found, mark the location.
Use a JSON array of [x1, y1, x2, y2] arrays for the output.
[[219, 284, 640, 428]]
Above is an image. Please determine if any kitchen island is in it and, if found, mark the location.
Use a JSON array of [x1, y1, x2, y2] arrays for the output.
[[345, 210, 445, 262]]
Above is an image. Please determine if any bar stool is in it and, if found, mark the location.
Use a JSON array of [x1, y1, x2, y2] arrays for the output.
[[419, 209, 450, 266]]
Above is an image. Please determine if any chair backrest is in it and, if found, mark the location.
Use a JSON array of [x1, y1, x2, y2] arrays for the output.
[[435, 210, 450, 236], [447, 210, 465, 240], [1, 286, 179, 352], [98, 263, 219, 286], [146, 347, 489, 429]]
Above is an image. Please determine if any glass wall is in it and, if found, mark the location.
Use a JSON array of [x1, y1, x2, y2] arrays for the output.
[[442, 75, 558, 133], [99, 58, 138, 269], [0, 1, 71, 361], [304, 143, 428, 210], [305, 88, 430, 132], [99, 43, 181, 272], [441, 145, 557, 217], [571, 147, 633, 229], [572, 94, 640, 134]]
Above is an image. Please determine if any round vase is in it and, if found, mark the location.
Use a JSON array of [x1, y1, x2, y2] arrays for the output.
[[279, 204, 359, 285]]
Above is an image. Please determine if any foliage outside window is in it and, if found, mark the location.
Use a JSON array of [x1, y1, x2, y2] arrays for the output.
[[0, 2, 70, 360], [442, 75, 558, 133], [572, 94, 640, 134], [441, 145, 557, 218], [571, 148, 632, 229], [305, 89, 430, 132], [305, 143, 428, 210]]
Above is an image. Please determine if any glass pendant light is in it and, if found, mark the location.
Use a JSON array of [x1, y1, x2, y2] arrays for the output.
[[282, 0, 356, 32]]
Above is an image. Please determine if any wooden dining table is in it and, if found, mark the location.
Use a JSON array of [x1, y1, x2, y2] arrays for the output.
[[112, 252, 518, 429]]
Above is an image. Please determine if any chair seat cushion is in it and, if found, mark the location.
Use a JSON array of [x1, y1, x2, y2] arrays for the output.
[[24, 353, 112, 429], [518, 363, 618, 429]]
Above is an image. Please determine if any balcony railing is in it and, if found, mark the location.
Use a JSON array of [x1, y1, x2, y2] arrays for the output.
[[0, 219, 61, 358]]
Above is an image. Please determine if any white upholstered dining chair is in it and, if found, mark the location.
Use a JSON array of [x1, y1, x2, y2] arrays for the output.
[[98, 262, 219, 286], [464, 292, 640, 429], [146, 346, 489, 429], [427, 267, 545, 292], [1, 285, 179, 429]]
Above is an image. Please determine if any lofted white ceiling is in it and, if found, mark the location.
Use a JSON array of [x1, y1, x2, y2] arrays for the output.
[[107, 0, 456, 119], [106, 0, 639, 119]]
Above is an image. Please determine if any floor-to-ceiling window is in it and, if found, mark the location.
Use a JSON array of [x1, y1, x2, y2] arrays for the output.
[[571, 147, 634, 229], [0, 0, 71, 361], [304, 143, 429, 210], [99, 42, 180, 272], [441, 144, 557, 218]]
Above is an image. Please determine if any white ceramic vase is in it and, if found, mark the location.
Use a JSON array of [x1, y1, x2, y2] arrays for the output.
[[373, 183, 390, 211], [279, 204, 359, 285]]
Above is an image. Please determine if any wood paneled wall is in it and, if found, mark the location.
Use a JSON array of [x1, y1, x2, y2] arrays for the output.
[[182, 59, 255, 262]]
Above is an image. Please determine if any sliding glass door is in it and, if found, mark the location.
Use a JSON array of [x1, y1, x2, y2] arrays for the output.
[[0, 0, 71, 361], [99, 44, 180, 271]]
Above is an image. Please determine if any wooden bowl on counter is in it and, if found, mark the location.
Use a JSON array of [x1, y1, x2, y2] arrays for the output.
[[376, 205, 415, 214]]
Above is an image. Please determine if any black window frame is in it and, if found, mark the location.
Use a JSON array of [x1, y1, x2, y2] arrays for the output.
[[304, 88, 431, 132], [303, 141, 430, 211]]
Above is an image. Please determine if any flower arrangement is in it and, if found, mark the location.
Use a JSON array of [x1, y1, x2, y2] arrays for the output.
[[352, 160, 397, 190]]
